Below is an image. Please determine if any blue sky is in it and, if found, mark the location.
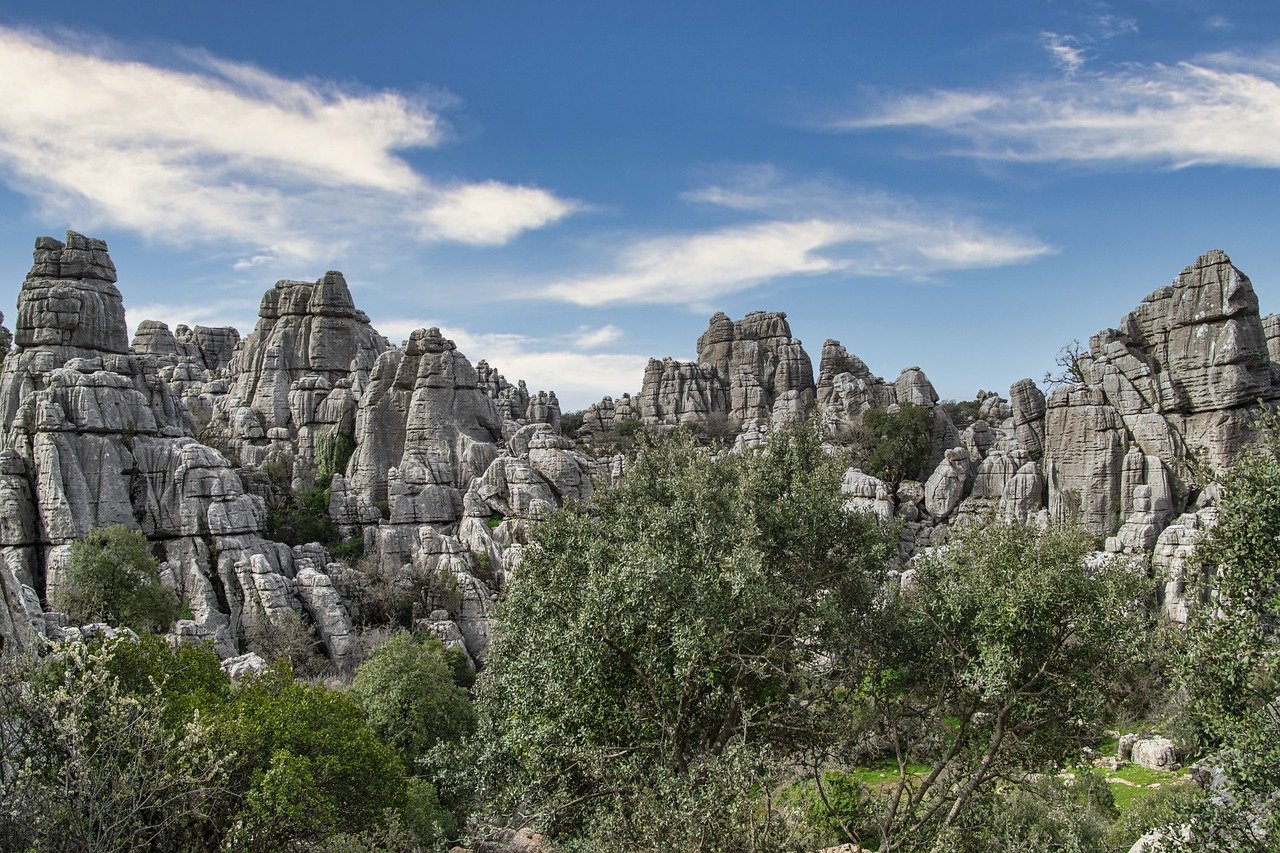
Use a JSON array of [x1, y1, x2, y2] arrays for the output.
[[1, 1, 1279, 408]]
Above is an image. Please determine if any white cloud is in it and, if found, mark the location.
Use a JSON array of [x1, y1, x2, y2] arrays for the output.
[[1042, 32, 1086, 75], [573, 324, 623, 349], [0, 26, 577, 260], [839, 54, 1280, 169], [417, 181, 580, 246], [128, 297, 259, 338], [1205, 15, 1234, 32], [1094, 13, 1139, 39], [540, 170, 1052, 307], [232, 254, 276, 271], [372, 317, 646, 409]]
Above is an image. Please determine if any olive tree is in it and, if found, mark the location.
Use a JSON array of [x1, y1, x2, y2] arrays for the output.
[[833, 522, 1148, 852], [469, 423, 897, 851]]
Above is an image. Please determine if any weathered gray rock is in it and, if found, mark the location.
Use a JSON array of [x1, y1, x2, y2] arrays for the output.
[[924, 447, 972, 519], [635, 357, 726, 427], [697, 311, 815, 425], [1131, 736, 1179, 771], [1010, 378, 1047, 459], [1044, 386, 1127, 537], [1152, 509, 1217, 626], [841, 469, 894, 524], [221, 652, 269, 681], [997, 461, 1045, 525]]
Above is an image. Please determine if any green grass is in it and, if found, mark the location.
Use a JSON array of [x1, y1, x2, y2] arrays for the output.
[[1106, 765, 1190, 811], [847, 760, 930, 786]]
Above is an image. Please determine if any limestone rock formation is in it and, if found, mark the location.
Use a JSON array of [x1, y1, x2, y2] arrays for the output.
[[3, 237, 1278, 658], [208, 271, 388, 486], [840, 469, 894, 524], [696, 311, 815, 425]]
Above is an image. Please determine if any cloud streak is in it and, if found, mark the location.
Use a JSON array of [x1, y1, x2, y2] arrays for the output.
[[0, 26, 577, 261], [540, 169, 1052, 307], [838, 54, 1280, 169]]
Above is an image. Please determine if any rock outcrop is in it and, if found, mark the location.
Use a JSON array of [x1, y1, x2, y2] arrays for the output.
[[1, 239, 1275, 658]]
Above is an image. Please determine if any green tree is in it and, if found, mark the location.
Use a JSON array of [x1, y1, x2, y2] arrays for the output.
[[0, 637, 231, 852], [859, 403, 934, 484], [470, 422, 896, 850], [846, 522, 1147, 851], [52, 525, 178, 632], [216, 665, 410, 850], [1162, 407, 1280, 850], [351, 632, 477, 767]]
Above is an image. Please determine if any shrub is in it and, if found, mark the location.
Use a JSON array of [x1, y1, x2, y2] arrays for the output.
[[351, 632, 477, 768], [244, 608, 323, 675], [216, 665, 410, 848], [1105, 780, 1203, 849], [558, 410, 585, 438], [615, 417, 642, 438], [0, 637, 230, 852], [52, 525, 177, 632], [471, 422, 895, 847], [858, 403, 934, 484]]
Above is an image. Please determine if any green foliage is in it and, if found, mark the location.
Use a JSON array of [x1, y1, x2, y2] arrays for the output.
[[265, 483, 341, 547], [558, 410, 585, 438], [615, 417, 641, 438], [685, 411, 742, 447], [1141, 406, 1280, 851], [243, 607, 323, 674], [782, 769, 879, 846], [351, 632, 477, 768], [859, 402, 934, 484], [52, 524, 178, 632], [0, 637, 231, 852], [939, 398, 983, 430], [264, 479, 363, 561], [216, 664, 410, 847], [1180, 408, 1280, 747], [100, 633, 232, 727], [1105, 779, 1203, 849], [954, 770, 1116, 853], [316, 431, 357, 480], [471, 421, 896, 847], [0, 631, 442, 852], [848, 521, 1149, 849]]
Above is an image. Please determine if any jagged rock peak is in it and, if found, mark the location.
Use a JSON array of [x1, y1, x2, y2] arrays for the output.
[[16, 232, 129, 355], [405, 326, 456, 355], [693, 309, 815, 425], [260, 270, 368, 322]]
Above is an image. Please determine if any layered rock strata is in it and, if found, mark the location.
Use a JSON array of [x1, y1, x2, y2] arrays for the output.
[[1, 240, 1275, 659]]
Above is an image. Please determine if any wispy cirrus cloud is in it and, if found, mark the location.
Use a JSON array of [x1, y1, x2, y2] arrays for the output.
[[539, 167, 1052, 307], [1041, 32, 1086, 75], [837, 53, 1280, 169], [0, 26, 578, 262]]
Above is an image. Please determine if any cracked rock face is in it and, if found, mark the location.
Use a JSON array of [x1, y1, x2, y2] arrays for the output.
[[0, 235, 359, 664], [3, 239, 1279, 658]]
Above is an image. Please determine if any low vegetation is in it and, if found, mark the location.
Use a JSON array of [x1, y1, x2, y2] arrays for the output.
[[6, 413, 1279, 851]]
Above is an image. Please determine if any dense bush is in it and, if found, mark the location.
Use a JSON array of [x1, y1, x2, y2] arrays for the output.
[[858, 402, 934, 484], [0, 634, 465, 852], [51, 524, 178, 632], [470, 422, 897, 849], [352, 632, 477, 767]]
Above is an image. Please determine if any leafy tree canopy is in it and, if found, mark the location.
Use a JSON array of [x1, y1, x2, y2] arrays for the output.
[[471, 422, 897, 848], [52, 524, 177, 632]]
